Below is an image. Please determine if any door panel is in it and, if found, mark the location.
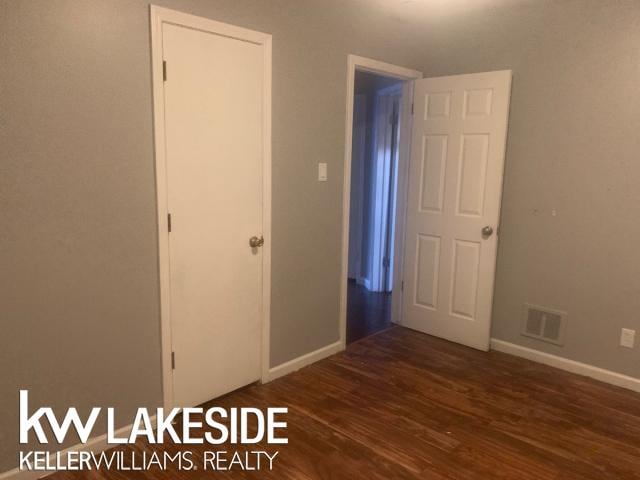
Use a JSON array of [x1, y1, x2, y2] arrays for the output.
[[420, 135, 447, 213], [450, 239, 480, 320], [456, 134, 489, 216], [402, 71, 511, 351], [415, 234, 440, 309], [162, 23, 263, 407]]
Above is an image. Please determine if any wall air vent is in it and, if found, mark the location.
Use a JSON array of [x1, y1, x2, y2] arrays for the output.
[[521, 303, 567, 346]]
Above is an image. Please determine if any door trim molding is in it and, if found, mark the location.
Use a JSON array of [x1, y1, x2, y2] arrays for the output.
[[339, 55, 422, 348], [150, 5, 272, 409], [369, 85, 402, 292]]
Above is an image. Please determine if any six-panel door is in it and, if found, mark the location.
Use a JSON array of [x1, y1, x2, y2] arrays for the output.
[[402, 71, 512, 351]]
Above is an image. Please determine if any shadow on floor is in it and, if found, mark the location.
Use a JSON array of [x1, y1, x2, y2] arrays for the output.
[[346, 278, 391, 344]]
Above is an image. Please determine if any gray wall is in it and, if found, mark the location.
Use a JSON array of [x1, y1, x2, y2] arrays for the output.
[[0, 0, 429, 471], [2, 0, 640, 472], [414, 0, 640, 378]]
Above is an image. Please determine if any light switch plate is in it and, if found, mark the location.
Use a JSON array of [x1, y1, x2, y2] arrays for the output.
[[318, 163, 327, 181], [621, 328, 635, 348]]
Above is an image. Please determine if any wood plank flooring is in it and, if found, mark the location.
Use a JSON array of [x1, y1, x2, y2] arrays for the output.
[[48, 326, 640, 479], [346, 279, 391, 344]]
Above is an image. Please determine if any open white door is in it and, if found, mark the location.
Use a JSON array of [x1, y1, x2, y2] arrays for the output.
[[401, 71, 512, 351]]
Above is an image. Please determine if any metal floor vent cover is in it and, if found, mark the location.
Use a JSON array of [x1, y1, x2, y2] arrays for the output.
[[521, 303, 567, 346]]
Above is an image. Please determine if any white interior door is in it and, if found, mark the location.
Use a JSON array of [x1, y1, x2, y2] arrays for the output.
[[162, 23, 264, 407], [370, 90, 401, 293], [401, 71, 512, 350]]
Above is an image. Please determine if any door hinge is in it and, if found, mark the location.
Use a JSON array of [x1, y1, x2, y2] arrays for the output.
[[401, 280, 404, 291], [411, 102, 414, 115], [167, 213, 172, 233], [171, 351, 175, 370], [163, 60, 167, 82]]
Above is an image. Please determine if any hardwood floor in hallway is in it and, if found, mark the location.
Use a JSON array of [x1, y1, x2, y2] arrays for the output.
[[346, 279, 391, 344], [47, 327, 640, 479]]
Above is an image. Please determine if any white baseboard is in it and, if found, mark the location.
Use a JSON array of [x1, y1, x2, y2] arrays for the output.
[[6, 340, 346, 479], [263, 340, 343, 383], [490, 338, 640, 393], [0, 417, 157, 480]]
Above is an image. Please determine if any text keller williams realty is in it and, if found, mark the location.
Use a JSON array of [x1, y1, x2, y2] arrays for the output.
[[17, 390, 288, 472]]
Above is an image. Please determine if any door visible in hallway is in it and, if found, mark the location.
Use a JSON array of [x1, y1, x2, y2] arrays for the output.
[[401, 71, 512, 351], [161, 22, 265, 407]]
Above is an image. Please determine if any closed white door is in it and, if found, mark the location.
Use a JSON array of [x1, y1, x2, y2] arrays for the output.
[[401, 71, 512, 351], [162, 23, 264, 407]]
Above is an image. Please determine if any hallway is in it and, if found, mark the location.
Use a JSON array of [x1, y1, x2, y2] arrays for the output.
[[346, 279, 391, 344]]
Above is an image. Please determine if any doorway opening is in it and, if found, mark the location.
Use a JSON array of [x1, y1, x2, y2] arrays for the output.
[[346, 70, 405, 344], [341, 58, 511, 352], [339, 56, 422, 348]]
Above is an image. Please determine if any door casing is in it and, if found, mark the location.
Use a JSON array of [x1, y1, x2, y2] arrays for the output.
[[370, 83, 402, 293], [150, 5, 272, 409], [339, 55, 422, 348]]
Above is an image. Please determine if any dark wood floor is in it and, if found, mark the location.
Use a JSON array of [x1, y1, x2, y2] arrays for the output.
[[346, 279, 391, 344], [49, 327, 640, 479]]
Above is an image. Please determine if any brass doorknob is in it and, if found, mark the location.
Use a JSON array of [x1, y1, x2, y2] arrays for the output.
[[249, 236, 264, 248], [481, 226, 494, 237]]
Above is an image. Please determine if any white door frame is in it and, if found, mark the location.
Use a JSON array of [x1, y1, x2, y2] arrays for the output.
[[339, 55, 422, 348], [150, 5, 272, 409], [369, 83, 402, 292]]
